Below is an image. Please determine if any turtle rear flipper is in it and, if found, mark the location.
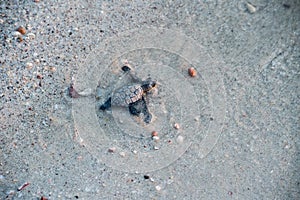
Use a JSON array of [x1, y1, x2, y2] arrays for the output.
[[100, 97, 112, 110], [142, 99, 152, 124]]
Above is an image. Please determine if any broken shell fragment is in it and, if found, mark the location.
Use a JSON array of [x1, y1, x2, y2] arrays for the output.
[[78, 88, 93, 96]]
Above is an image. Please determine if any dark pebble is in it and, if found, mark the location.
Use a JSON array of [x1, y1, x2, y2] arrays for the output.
[[122, 65, 131, 72]]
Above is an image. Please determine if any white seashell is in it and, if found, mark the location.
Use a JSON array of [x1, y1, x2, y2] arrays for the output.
[[176, 135, 184, 144], [246, 2, 256, 13], [12, 31, 21, 37]]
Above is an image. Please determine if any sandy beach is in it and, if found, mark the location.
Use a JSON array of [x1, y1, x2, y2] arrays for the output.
[[1, 0, 299, 199]]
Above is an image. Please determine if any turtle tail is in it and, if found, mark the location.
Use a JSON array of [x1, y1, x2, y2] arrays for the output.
[[100, 97, 112, 110]]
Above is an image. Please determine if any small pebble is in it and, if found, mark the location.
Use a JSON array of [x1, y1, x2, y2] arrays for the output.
[[17, 26, 26, 35], [12, 31, 21, 37], [122, 65, 131, 72], [152, 136, 160, 142], [17, 37, 23, 42], [144, 175, 150, 179], [176, 135, 184, 144], [246, 2, 256, 13], [27, 33, 35, 40], [119, 152, 126, 157], [155, 185, 161, 191], [37, 74, 43, 79], [174, 123, 180, 130], [108, 147, 116, 153], [49, 66, 56, 72], [188, 67, 197, 77], [151, 131, 158, 137], [5, 38, 12, 43], [26, 62, 33, 70]]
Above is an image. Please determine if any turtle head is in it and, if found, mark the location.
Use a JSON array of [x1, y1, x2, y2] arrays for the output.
[[141, 79, 157, 92]]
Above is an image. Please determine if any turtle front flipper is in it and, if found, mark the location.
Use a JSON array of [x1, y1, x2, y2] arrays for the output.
[[128, 96, 152, 124], [100, 97, 112, 110], [128, 98, 143, 116]]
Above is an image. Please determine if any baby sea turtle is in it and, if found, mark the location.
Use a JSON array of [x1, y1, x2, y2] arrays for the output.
[[100, 66, 157, 124]]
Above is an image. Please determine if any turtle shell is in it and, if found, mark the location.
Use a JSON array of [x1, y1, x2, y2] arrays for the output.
[[111, 84, 143, 107]]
